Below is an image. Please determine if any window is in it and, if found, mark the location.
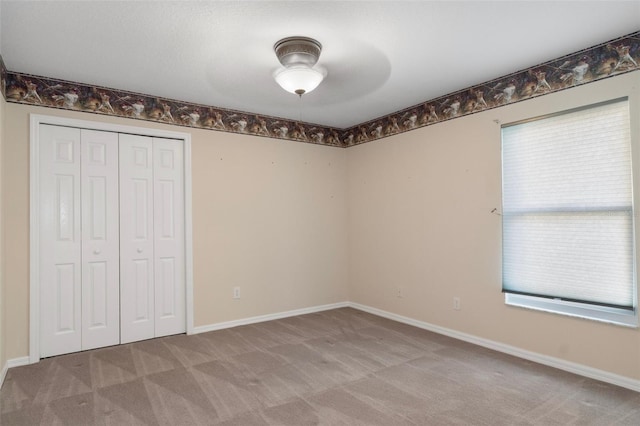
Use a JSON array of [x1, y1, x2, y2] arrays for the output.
[[501, 98, 638, 327]]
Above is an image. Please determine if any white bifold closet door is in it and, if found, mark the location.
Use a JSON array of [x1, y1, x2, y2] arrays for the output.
[[119, 134, 185, 344], [39, 125, 120, 358], [39, 125, 185, 358]]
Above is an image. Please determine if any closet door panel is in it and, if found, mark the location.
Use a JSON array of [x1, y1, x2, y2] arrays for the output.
[[119, 134, 155, 344], [153, 139, 186, 337], [39, 124, 82, 357], [81, 129, 120, 350]]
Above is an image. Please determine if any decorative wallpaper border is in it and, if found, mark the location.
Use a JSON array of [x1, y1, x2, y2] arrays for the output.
[[1, 31, 639, 148], [341, 30, 640, 147], [0, 55, 6, 101], [1, 67, 343, 147]]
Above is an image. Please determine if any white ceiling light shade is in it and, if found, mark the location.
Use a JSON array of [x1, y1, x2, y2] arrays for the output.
[[273, 36, 326, 96], [274, 66, 325, 95]]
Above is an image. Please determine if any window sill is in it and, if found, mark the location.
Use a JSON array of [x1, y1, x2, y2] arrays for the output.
[[505, 294, 638, 328]]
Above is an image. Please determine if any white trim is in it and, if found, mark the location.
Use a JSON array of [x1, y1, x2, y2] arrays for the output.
[[184, 140, 194, 335], [1, 357, 30, 389], [29, 113, 194, 363], [505, 294, 638, 328], [29, 116, 41, 364], [29, 114, 194, 140], [348, 302, 640, 393], [191, 302, 350, 334]]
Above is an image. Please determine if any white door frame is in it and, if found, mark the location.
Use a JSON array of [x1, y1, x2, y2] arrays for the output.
[[29, 113, 194, 363]]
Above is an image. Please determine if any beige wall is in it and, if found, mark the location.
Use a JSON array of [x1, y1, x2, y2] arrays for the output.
[[348, 71, 640, 380], [2, 103, 349, 360], [3, 72, 640, 383], [1, 0, 5, 371], [1, 93, 5, 370]]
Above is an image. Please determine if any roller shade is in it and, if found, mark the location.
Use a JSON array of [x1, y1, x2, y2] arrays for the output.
[[502, 99, 634, 310]]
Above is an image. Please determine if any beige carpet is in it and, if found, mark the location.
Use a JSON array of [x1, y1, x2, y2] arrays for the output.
[[1, 307, 639, 425]]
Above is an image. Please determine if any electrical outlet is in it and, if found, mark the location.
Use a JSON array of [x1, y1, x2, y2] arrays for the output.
[[453, 297, 461, 310], [233, 286, 241, 299]]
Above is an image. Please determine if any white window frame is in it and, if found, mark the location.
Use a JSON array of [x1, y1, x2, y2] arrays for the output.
[[505, 293, 638, 327], [501, 99, 639, 328]]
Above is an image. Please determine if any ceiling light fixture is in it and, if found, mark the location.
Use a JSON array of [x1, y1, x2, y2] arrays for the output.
[[273, 36, 326, 96]]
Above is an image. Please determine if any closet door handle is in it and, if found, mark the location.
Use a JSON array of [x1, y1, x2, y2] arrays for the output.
[[137, 248, 143, 253], [93, 249, 101, 255]]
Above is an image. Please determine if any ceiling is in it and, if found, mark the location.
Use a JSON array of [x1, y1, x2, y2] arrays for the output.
[[1, 1, 639, 129]]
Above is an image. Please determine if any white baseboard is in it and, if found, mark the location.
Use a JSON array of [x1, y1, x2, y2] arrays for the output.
[[0, 356, 30, 389], [191, 301, 350, 334], [348, 302, 640, 393]]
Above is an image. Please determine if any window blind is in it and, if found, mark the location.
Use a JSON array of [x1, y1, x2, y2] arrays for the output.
[[502, 99, 635, 310]]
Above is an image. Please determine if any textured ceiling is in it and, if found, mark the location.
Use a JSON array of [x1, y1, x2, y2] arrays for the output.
[[1, 1, 639, 128]]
